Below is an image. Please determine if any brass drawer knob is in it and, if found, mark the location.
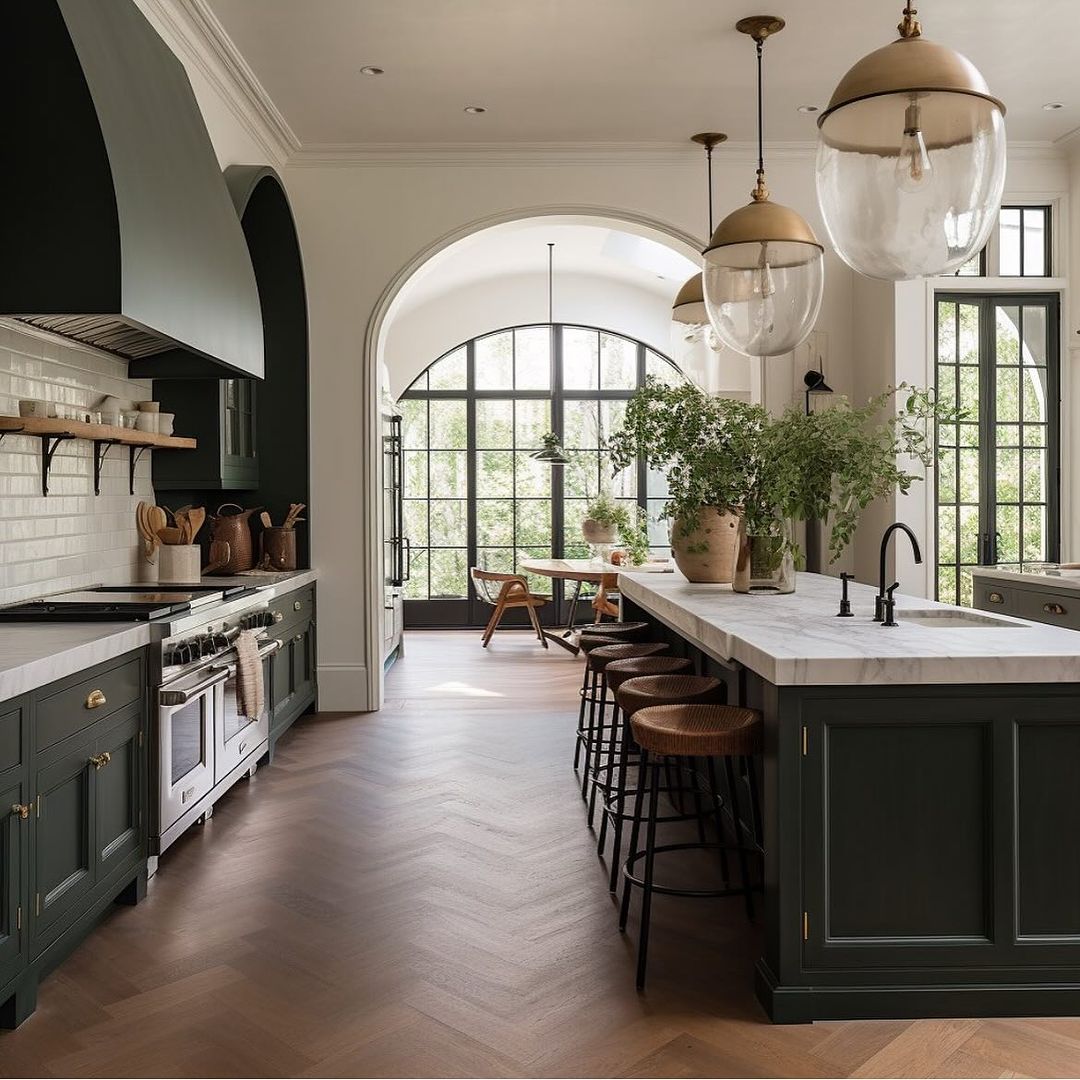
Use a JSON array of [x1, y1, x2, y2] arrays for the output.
[[293, 600, 302, 611], [988, 592, 1004, 604], [88, 751, 112, 770], [1044, 602, 1067, 616], [273, 611, 284, 623], [10, 803, 29, 820], [85, 689, 107, 709], [294, 633, 303, 642]]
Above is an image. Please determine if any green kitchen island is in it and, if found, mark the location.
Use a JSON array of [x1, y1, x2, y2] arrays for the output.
[[619, 570, 1080, 1023]]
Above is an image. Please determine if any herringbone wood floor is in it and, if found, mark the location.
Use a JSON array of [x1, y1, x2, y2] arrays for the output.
[[3, 630, 1080, 1077]]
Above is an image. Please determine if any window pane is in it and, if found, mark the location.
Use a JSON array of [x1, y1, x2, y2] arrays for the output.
[[646, 350, 685, 387], [996, 448, 1019, 503], [938, 564, 957, 605], [514, 327, 551, 390], [938, 505, 957, 563], [429, 499, 467, 546], [475, 332, 513, 389], [1023, 449, 1046, 503], [515, 399, 551, 449], [563, 327, 599, 390], [937, 449, 957, 503], [600, 399, 628, 445], [404, 500, 428, 547], [1023, 306, 1048, 367], [564, 400, 599, 449], [428, 399, 467, 449], [428, 347, 467, 390], [476, 500, 513, 546], [401, 399, 427, 449], [958, 447, 979, 503], [1023, 505, 1046, 562], [999, 207, 1022, 275], [475, 450, 513, 497], [563, 500, 588, 546], [404, 450, 428, 498], [937, 365, 957, 412], [1023, 209, 1047, 276], [1023, 424, 1046, 448], [428, 549, 467, 598], [1023, 367, 1048, 423], [515, 499, 551, 546], [953, 252, 983, 277], [958, 304, 980, 364], [476, 547, 514, 574], [995, 423, 1020, 448], [958, 505, 979, 563], [430, 450, 467, 497], [996, 505, 1019, 563], [996, 306, 1020, 367], [937, 303, 957, 363], [564, 452, 600, 499], [515, 453, 551, 498], [475, 399, 514, 448], [611, 463, 637, 499], [404, 548, 428, 599], [996, 369, 1019, 422], [600, 333, 637, 389], [958, 366, 979, 419]]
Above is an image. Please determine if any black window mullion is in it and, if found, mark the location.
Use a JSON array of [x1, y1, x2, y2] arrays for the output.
[[980, 295, 997, 567]]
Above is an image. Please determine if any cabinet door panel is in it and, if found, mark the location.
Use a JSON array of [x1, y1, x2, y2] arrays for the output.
[[291, 625, 314, 703], [0, 780, 26, 985], [94, 711, 142, 878], [34, 741, 94, 950], [271, 639, 293, 714]]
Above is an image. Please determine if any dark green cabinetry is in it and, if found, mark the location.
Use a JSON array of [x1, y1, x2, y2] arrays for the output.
[[0, 651, 148, 1029], [267, 585, 317, 756], [151, 377, 258, 491], [973, 573, 1080, 632]]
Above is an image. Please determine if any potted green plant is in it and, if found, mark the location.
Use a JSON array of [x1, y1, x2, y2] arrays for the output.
[[732, 385, 955, 593], [607, 381, 760, 582], [582, 493, 651, 565]]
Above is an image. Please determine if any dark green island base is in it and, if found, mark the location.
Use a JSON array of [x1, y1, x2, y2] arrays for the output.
[[621, 577, 1080, 1024]]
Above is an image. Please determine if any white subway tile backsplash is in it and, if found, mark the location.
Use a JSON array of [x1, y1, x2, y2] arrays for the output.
[[0, 320, 154, 605]]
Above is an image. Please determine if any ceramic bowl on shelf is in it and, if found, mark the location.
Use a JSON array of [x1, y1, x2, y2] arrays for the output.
[[136, 400, 160, 413], [120, 410, 139, 429], [17, 399, 49, 418], [135, 412, 158, 433], [157, 413, 175, 437]]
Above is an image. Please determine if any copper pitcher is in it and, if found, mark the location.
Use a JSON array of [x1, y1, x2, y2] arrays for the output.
[[204, 503, 261, 575]]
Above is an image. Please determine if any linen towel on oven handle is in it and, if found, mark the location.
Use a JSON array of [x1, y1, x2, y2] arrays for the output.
[[235, 628, 265, 720]]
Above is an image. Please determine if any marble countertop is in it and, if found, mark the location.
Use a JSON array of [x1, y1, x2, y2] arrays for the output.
[[0, 569, 319, 704], [618, 571, 1080, 686]]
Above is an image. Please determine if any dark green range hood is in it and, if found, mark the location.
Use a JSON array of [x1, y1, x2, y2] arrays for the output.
[[1, 0, 264, 379]]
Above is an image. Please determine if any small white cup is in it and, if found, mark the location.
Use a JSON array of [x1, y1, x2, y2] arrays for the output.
[[135, 412, 158, 434]]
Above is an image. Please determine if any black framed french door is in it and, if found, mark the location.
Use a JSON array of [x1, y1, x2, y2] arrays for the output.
[[934, 293, 1060, 606], [399, 325, 682, 629]]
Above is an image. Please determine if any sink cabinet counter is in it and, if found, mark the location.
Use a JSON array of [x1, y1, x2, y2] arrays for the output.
[[619, 572, 1080, 1023]]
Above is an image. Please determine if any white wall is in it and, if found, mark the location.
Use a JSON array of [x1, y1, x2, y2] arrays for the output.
[[0, 323, 154, 606]]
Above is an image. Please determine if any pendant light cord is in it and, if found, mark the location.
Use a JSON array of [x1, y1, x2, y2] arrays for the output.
[[753, 37, 769, 202], [706, 143, 715, 235]]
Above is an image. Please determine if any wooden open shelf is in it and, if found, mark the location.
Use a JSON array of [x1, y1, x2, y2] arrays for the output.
[[0, 415, 197, 496]]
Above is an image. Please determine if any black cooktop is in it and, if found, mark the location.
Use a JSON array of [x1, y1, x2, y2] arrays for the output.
[[0, 583, 257, 622]]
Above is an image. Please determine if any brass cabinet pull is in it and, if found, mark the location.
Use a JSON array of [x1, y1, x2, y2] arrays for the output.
[[293, 600, 302, 611], [1044, 602, 1067, 616], [88, 751, 112, 770], [272, 610, 284, 623], [294, 633, 303, 642], [10, 803, 29, 820], [988, 591, 1004, 604], [85, 689, 107, 709]]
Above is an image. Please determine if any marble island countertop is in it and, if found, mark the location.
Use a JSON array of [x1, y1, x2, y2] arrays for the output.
[[618, 571, 1080, 686], [0, 568, 318, 703]]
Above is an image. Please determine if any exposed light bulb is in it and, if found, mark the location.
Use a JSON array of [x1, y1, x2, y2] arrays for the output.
[[752, 242, 776, 338], [895, 99, 933, 193]]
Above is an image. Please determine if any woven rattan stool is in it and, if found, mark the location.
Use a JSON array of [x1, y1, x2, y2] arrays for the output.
[[578, 642, 670, 808], [619, 702, 763, 989]]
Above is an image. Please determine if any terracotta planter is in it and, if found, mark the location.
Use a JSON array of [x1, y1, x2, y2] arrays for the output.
[[670, 507, 740, 583], [582, 518, 618, 545]]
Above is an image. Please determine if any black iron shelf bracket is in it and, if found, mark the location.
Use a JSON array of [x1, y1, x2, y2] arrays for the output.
[[128, 445, 149, 495], [40, 433, 75, 496], [93, 439, 119, 496], [0, 426, 25, 447]]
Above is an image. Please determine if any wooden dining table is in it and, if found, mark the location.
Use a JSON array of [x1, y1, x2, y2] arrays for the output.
[[518, 558, 673, 653]]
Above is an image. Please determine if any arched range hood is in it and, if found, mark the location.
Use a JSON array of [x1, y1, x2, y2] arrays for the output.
[[1, 0, 264, 378]]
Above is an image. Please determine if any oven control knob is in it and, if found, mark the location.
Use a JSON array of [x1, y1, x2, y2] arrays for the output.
[[212, 632, 230, 651], [199, 636, 216, 658]]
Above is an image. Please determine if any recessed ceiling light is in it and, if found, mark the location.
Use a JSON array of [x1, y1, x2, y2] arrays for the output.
[[797, 104, 820, 114], [1043, 101, 1065, 110], [359, 65, 384, 76], [464, 105, 487, 114]]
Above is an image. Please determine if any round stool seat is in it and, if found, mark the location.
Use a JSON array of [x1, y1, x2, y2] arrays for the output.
[[604, 655, 693, 692], [587, 642, 668, 672], [581, 620, 649, 640], [630, 703, 763, 758], [616, 674, 724, 717], [578, 634, 623, 654]]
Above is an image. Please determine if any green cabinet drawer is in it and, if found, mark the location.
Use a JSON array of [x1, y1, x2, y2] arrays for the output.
[[269, 586, 314, 635], [973, 581, 1013, 613], [35, 655, 145, 753], [1013, 587, 1080, 632]]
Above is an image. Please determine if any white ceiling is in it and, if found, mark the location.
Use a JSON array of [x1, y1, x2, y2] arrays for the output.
[[206, 0, 1080, 145]]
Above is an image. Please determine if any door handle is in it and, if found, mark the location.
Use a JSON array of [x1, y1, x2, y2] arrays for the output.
[[88, 751, 111, 770], [1044, 602, 1067, 616], [402, 537, 411, 582], [10, 803, 29, 820]]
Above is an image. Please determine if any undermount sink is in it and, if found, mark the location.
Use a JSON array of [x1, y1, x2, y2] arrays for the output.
[[897, 609, 1023, 629]]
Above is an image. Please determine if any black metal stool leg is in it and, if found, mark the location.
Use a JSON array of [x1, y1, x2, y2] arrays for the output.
[[608, 722, 632, 892], [636, 757, 661, 990], [724, 755, 754, 920], [587, 672, 610, 827], [573, 663, 590, 771], [619, 750, 649, 930], [688, 758, 707, 844], [706, 755, 731, 886], [597, 701, 620, 852], [581, 667, 600, 800]]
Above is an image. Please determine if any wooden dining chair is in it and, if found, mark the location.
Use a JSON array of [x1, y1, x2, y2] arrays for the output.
[[591, 573, 621, 621], [471, 568, 550, 648]]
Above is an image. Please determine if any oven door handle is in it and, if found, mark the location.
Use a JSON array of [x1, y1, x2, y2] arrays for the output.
[[159, 666, 230, 707], [220, 637, 283, 678]]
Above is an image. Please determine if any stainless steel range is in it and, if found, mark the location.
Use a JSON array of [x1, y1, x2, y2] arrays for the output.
[[0, 583, 284, 867]]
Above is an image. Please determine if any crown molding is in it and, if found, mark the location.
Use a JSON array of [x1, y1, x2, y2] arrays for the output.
[[136, 0, 300, 166]]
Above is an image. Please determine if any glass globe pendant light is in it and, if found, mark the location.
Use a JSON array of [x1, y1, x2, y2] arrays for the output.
[[672, 132, 727, 327], [703, 16, 824, 359], [815, 3, 1007, 280]]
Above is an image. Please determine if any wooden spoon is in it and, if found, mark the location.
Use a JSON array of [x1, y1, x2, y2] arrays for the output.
[[148, 505, 167, 547], [157, 527, 183, 545], [260, 511, 273, 529], [187, 507, 206, 544]]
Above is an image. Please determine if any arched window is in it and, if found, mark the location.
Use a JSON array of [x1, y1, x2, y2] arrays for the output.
[[398, 324, 685, 627]]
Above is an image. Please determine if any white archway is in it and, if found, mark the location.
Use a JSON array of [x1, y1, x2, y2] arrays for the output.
[[360, 205, 705, 706]]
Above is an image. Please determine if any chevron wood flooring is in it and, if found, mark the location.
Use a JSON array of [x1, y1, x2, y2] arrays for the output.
[[3, 630, 1080, 1076]]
